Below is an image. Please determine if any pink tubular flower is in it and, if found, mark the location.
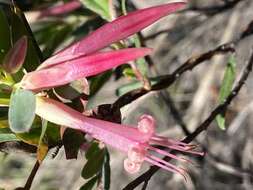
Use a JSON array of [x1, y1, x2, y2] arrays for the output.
[[37, 1, 186, 69], [20, 48, 151, 91], [36, 96, 204, 178]]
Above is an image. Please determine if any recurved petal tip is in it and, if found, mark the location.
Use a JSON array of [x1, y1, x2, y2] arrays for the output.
[[137, 114, 156, 135], [124, 158, 141, 174]]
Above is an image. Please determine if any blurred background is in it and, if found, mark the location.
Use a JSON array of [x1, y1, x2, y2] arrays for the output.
[[0, 0, 253, 189]]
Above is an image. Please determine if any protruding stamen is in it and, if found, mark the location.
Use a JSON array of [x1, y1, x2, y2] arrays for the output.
[[152, 135, 188, 146], [148, 146, 194, 164], [145, 156, 188, 181], [150, 139, 204, 156]]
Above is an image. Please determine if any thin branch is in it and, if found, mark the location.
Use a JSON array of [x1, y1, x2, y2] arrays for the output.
[[112, 42, 235, 111], [122, 49, 253, 190], [21, 160, 40, 190], [113, 18, 253, 112]]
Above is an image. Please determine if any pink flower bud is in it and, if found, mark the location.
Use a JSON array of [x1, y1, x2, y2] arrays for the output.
[[2, 36, 28, 74]]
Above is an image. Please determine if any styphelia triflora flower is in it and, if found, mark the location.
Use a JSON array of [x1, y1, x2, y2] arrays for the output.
[[19, 1, 201, 178], [35, 97, 203, 177]]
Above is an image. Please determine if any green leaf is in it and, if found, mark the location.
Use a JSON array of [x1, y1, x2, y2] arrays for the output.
[[81, 0, 111, 21], [0, 128, 19, 143], [123, 68, 136, 78], [44, 122, 61, 147], [82, 142, 105, 179], [8, 88, 36, 133], [0, 134, 18, 143], [216, 56, 236, 130], [16, 121, 60, 147], [79, 176, 98, 190], [62, 128, 84, 159], [85, 141, 100, 159], [102, 150, 111, 190], [16, 126, 42, 146]]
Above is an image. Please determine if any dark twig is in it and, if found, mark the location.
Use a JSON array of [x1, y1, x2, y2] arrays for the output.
[[122, 49, 253, 190], [185, 49, 253, 143], [113, 18, 253, 112], [112, 42, 235, 111], [22, 160, 40, 190]]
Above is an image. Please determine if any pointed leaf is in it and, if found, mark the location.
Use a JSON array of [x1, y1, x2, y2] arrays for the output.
[[9, 89, 36, 133], [62, 128, 84, 159], [216, 56, 236, 130], [38, 2, 186, 69], [102, 150, 111, 190], [82, 142, 105, 179], [21, 48, 152, 91]]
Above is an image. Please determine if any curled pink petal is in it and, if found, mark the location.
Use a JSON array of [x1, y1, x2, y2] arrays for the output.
[[39, 0, 82, 18], [127, 146, 146, 163], [2, 36, 28, 74], [124, 158, 141, 174], [38, 1, 186, 70], [21, 48, 152, 91], [137, 114, 156, 135]]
